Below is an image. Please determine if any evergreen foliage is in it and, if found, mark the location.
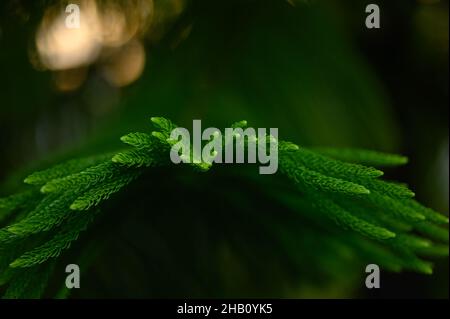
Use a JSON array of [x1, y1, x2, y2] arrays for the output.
[[0, 116, 448, 298]]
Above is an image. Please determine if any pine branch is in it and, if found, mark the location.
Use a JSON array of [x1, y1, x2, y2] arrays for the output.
[[312, 147, 409, 167], [24, 153, 114, 186], [5, 191, 77, 237], [352, 178, 415, 198], [289, 147, 384, 179], [112, 149, 165, 168], [361, 192, 427, 222], [305, 192, 396, 240], [2, 262, 55, 299], [0, 189, 41, 223], [401, 198, 449, 224], [10, 212, 96, 268], [414, 222, 449, 243], [0, 116, 447, 298], [120, 132, 155, 149], [70, 172, 139, 210], [282, 160, 371, 196]]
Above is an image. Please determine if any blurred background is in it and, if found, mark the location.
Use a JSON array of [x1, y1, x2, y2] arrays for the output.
[[0, 0, 448, 298]]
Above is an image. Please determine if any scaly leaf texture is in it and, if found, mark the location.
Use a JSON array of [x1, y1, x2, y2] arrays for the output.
[[0, 189, 41, 223], [2, 262, 55, 299], [24, 153, 114, 185], [360, 192, 426, 222], [70, 172, 139, 211], [280, 153, 371, 196], [112, 148, 165, 168], [313, 147, 409, 167], [0, 116, 448, 298], [304, 191, 396, 240], [40, 161, 122, 194], [10, 212, 96, 268], [5, 191, 78, 237], [120, 132, 155, 149], [402, 198, 449, 224], [294, 147, 384, 179]]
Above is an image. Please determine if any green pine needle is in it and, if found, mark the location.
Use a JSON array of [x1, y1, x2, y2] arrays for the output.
[[313, 147, 409, 167], [292, 147, 384, 179], [10, 213, 95, 268], [24, 154, 114, 186], [70, 172, 139, 211], [0, 116, 448, 298], [306, 192, 396, 240]]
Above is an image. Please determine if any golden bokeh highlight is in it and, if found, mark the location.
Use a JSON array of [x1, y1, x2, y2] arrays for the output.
[[53, 68, 88, 92], [36, 1, 102, 70], [33, 0, 189, 91], [101, 40, 146, 88], [34, 0, 152, 90]]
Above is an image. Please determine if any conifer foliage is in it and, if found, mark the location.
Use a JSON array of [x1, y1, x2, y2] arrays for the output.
[[0, 117, 448, 298]]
